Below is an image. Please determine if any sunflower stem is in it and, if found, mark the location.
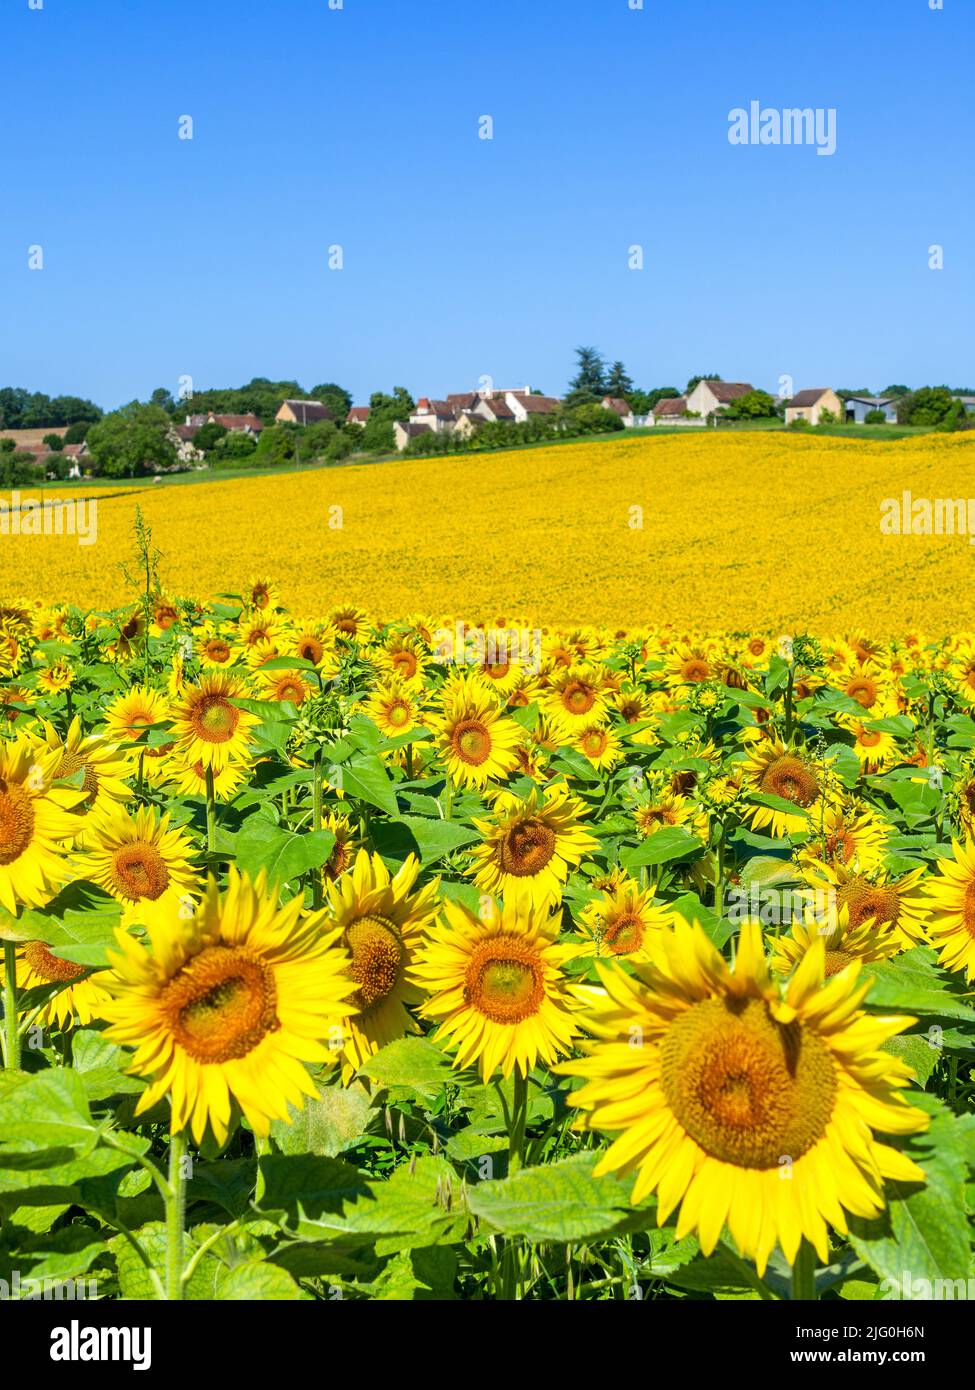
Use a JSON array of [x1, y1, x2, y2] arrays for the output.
[[443, 775, 454, 821], [312, 749, 324, 910], [165, 1127, 188, 1301], [205, 765, 217, 854], [791, 1239, 817, 1301], [509, 1068, 529, 1174], [2, 941, 21, 1070]]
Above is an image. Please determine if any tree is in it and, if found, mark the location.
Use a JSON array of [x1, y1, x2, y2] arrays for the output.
[[646, 387, 681, 411], [568, 347, 607, 396], [881, 385, 911, 399], [362, 387, 416, 453], [193, 422, 228, 453], [86, 403, 177, 478], [725, 389, 778, 420], [566, 404, 624, 435], [897, 387, 955, 427], [686, 373, 722, 394], [43, 433, 65, 451], [864, 409, 888, 425], [298, 421, 338, 460], [310, 383, 353, 421], [214, 432, 257, 460], [64, 421, 92, 445], [150, 387, 177, 413], [253, 426, 297, 466], [604, 361, 634, 397]]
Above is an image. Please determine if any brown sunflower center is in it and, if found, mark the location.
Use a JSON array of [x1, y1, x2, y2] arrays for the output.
[[858, 730, 883, 749], [562, 681, 596, 714], [206, 640, 231, 663], [162, 945, 279, 1064], [391, 651, 417, 679], [963, 881, 975, 936], [846, 677, 878, 709], [464, 937, 544, 1024], [760, 755, 819, 808], [110, 841, 171, 901], [660, 997, 837, 1168], [298, 637, 324, 664], [681, 659, 711, 682], [485, 662, 510, 680], [276, 678, 306, 704], [581, 730, 608, 758], [386, 700, 411, 727], [824, 828, 856, 865], [839, 879, 900, 930], [23, 940, 86, 983], [452, 719, 492, 766], [190, 694, 240, 743], [346, 915, 403, 1014], [0, 780, 35, 866], [603, 912, 645, 956], [497, 816, 557, 877], [823, 949, 853, 977]]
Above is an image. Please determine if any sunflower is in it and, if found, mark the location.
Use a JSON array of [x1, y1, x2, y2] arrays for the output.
[[362, 676, 424, 737], [237, 611, 286, 650], [543, 665, 609, 728], [324, 849, 439, 1077], [76, 805, 199, 920], [797, 801, 890, 876], [839, 661, 897, 717], [804, 861, 929, 950], [569, 719, 623, 772], [150, 594, 181, 636], [0, 685, 33, 727], [36, 657, 76, 695], [247, 577, 280, 612], [739, 738, 834, 838], [949, 641, 975, 707], [1, 941, 112, 1029], [377, 633, 428, 686], [470, 783, 598, 911], [841, 718, 898, 772], [162, 753, 252, 802], [633, 786, 709, 843], [106, 609, 146, 663], [29, 716, 132, 835], [321, 810, 359, 882], [170, 671, 257, 772], [255, 666, 314, 706], [578, 880, 676, 961], [769, 905, 904, 978], [103, 685, 170, 744], [0, 737, 82, 913], [101, 869, 355, 1144], [329, 605, 369, 642], [559, 920, 928, 1275], [290, 620, 334, 668], [923, 837, 975, 980], [663, 641, 717, 687], [195, 624, 239, 670], [414, 898, 585, 1080], [431, 676, 522, 790]]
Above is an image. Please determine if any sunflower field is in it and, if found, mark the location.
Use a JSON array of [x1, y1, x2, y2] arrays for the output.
[[4, 573, 975, 1304]]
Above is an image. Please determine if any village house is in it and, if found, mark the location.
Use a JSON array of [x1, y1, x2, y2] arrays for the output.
[[653, 396, 688, 421], [504, 391, 561, 422], [785, 388, 843, 426], [185, 411, 264, 437], [346, 406, 370, 426], [473, 395, 516, 424], [685, 380, 754, 417], [842, 394, 898, 424], [275, 399, 333, 426], [409, 398, 459, 434], [393, 421, 433, 450]]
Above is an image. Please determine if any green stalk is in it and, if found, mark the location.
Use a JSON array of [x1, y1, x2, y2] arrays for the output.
[[312, 748, 324, 910], [165, 1128, 188, 1301], [791, 1238, 817, 1301], [205, 765, 217, 853], [508, 1069, 529, 1175], [443, 775, 454, 821], [2, 940, 21, 1069]]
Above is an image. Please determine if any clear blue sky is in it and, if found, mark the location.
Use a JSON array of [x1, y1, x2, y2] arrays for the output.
[[2, 0, 971, 409]]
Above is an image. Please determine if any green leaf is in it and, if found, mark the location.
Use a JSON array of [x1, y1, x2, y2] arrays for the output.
[[619, 825, 702, 869], [0, 1070, 102, 1158], [359, 1037, 455, 1104], [468, 1152, 653, 1242], [217, 1261, 308, 1300], [864, 948, 975, 1024], [388, 815, 479, 863], [270, 1081, 374, 1157], [235, 817, 335, 886], [328, 754, 399, 816]]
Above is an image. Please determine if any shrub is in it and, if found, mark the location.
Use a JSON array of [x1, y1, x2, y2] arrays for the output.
[[864, 409, 888, 425]]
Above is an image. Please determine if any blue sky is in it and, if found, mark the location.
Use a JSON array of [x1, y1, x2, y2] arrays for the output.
[[1, 0, 971, 409]]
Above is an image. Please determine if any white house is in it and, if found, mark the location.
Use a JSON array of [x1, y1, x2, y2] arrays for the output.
[[784, 388, 843, 426], [504, 391, 561, 423], [685, 380, 754, 417]]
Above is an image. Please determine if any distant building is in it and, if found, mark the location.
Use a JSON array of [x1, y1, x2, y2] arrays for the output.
[[474, 396, 516, 423], [452, 413, 481, 442], [393, 421, 434, 451], [785, 388, 843, 426], [953, 396, 975, 416], [842, 395, 898, 424], [653, 396, 688, 420], [185, 412, 263, 436], [601, 396, 630, 419], [504, 391, 561, 422], [410, 398, 458, 434], [346, 406, 370, 426], [275, 400, 333, 426], [686, 380, 754, 417]]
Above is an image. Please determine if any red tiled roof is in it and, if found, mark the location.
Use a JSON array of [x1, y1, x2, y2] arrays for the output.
[[347, 406, 370, 423], [787, 389, 832, 408], [213, 413, 263, 431], [280, 400, 333, 423], [479, 397, 515, 420], [654, 397, 687, 416], [602, 397, 630, 416]]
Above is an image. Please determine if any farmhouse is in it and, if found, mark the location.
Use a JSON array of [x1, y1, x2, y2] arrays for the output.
[[843, 395, 898, 424], [785, 388, 843, 426], [686, 380, 754, 417], [346, 406, 370, 426], [505, 391, 561, 422], [393, 421, 433, 450], [653, 396, 687, 420], [275, 399, 333, 425]]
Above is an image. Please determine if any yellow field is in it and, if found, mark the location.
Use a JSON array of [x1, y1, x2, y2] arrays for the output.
[[3, 431, 974, 629]]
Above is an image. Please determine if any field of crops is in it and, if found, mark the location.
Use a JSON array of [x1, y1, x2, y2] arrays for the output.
[[3, 562, 975, 1303], [2, 431, 975, 629]]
